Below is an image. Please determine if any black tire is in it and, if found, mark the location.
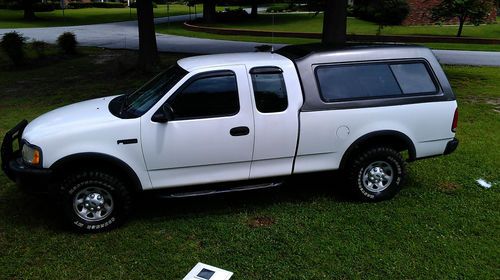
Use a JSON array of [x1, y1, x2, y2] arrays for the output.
[[57, 170, 132, 233], [346, 147, 407, 202]]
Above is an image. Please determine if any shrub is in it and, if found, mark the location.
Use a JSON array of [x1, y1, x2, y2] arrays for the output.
[[129, 2, 158, 8], [5, 2, 54, 11], [31, 40, 48, 58], [57, 32, 77, 55], [266, 3, 290, 13], [216, 8, 250, 22], [91, 2, 126, 8], [354, 0, 410, 25], [1, 32, 26, 66], [33, 2, 56, 12], [66, 2, 126, 9]]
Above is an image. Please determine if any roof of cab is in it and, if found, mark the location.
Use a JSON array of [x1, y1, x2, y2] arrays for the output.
[[177, 52, 291, 72]]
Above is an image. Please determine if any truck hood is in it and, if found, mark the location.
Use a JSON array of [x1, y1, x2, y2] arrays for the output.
[[23, 96, 120, 142]]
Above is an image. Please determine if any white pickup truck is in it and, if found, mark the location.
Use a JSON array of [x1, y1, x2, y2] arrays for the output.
[[1, 45, 459, 232]]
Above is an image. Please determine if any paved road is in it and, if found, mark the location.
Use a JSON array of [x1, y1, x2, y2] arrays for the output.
[[1, 14, 499, 66]]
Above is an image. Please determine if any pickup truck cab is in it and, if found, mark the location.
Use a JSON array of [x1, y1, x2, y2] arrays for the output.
[[1, 44, 459, 232]]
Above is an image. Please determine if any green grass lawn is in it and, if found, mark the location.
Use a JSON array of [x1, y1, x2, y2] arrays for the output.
[[198, 14, 500, 39], [0, 47, 499, 279], [156, 14, 500, 52], [0, 5, 203, 28]]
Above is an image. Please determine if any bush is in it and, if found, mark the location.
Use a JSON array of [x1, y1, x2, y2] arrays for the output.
[[354, 0, 410, 25], [129, 2, 158, 8], [266, 3, 290, 13], [216, 8, 250, 22], [66, 2, 126, 9], [33, 2, 56, 12], [1, 32, 26, 66], [5, 2, 54, 11], [57, 32, 77, 55], [31, 40, 48, 58]]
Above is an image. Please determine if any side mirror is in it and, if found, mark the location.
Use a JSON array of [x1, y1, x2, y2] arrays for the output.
[[151, 104, 174, 123]]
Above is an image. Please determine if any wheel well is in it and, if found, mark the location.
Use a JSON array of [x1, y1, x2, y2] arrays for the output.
[[49, 153, 142, 193], [340, 131, 416, 169]]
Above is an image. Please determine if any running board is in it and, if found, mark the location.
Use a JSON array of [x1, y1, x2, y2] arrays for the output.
[[160, 182, 283, 199]]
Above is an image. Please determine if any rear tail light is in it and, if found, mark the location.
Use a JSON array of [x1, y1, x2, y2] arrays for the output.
[[452, 108, 458, 133]]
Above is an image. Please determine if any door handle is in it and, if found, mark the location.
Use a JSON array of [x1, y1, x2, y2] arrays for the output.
[[230, 126, 250, 136]]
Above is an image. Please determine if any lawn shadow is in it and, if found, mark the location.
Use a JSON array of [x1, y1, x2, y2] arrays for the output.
[[133, 171, 354, 223], [0, 184, 65, 232], [0, 171, 350, 231]]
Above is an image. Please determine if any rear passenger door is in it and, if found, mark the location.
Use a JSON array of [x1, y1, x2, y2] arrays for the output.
[[248, 67, 300, 179]]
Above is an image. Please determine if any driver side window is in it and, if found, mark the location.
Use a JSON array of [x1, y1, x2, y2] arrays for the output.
[[168, 71, 240, 120]]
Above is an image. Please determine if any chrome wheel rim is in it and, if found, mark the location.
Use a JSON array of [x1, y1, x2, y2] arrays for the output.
[[73, 186, 114, 222], [362, 161, 394, 192]]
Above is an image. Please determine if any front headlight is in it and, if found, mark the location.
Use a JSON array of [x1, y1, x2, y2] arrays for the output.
[[22, 142, 42, 166]]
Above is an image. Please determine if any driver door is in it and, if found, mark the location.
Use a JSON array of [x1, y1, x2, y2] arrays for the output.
[[141, 65, 255, 189]]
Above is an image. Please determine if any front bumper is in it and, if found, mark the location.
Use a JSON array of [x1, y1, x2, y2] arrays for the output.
[[1, 120, 52, 193], [8, 158, 52, 193]]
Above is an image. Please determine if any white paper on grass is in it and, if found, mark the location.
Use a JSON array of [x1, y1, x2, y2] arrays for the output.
[[183, 262, 233, 280], [476, 178, 492, 189]]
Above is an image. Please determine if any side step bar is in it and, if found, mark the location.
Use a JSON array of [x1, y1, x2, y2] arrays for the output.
[[160, 182, 283, 199]]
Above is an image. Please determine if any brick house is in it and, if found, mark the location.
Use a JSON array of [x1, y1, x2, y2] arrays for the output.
[[403, 0, 497, 25]]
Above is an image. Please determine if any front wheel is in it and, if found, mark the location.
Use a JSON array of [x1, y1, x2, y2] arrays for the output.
[[346, 147, 407, 202], [58, 170, 132, 233]]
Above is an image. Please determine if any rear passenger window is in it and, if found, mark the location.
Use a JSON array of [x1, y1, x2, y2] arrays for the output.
[[390, 63, 437, 94], [251, 67, 288, 113], [316, 62, 437, 102]]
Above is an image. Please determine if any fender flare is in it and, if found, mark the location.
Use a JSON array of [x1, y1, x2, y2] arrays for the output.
[[339, 130, 416, 169], [50, 152, 143, 192]]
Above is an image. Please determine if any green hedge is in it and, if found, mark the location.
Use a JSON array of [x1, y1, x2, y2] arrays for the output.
[[66, 2, 127, 9], [129, 2, 158, 8], [4, 2, 56, 12]]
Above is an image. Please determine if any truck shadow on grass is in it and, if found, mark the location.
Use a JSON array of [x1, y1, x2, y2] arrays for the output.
[[133, 171, 357, 222], [1, 170, 405, 232]]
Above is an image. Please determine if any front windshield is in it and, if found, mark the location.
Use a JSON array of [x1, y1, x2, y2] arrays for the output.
[[121, 64, 188, 117]]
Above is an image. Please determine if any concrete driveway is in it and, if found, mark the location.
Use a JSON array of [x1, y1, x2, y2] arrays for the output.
[[1, 14, 499, 66]]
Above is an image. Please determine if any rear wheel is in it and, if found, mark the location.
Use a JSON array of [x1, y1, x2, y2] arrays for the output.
[[346, 147, 407, 201], [58, 170, 132, 232]]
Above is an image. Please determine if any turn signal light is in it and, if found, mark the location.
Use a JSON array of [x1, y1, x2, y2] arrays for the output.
[[32, 150, 40, 165]]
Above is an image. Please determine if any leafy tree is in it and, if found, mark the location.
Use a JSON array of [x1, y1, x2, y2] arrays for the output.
[[431, 0, 494, 37], [22, 0, 35, 20], [354, 0, 410, 33], [204, 0, 216, 22], [136, 0, 158, 71], [322, 0, 348, 46], [4, 0, 36, 20]]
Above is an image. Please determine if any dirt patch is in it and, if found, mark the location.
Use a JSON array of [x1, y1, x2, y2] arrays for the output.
[[91, 50, 124, 65], [438, 182, 462, 194], [247, 216, 276, 228], [486, 99, 500, 114], [461, 96, 500, 114]]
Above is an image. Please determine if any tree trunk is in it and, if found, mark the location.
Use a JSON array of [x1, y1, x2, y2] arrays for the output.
[[251, 1, 258, 18], [136, 0, 159, 71], [322, 0, 348, 46], [23, 0, 36, 20], [203, 0, 216, 23], [456, 16, 465, 37]]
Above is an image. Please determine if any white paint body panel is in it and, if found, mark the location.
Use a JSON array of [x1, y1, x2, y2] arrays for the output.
[[22, 96, 153, 189], [141, 65, 255, 188], [294, 101, 457, 173]]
